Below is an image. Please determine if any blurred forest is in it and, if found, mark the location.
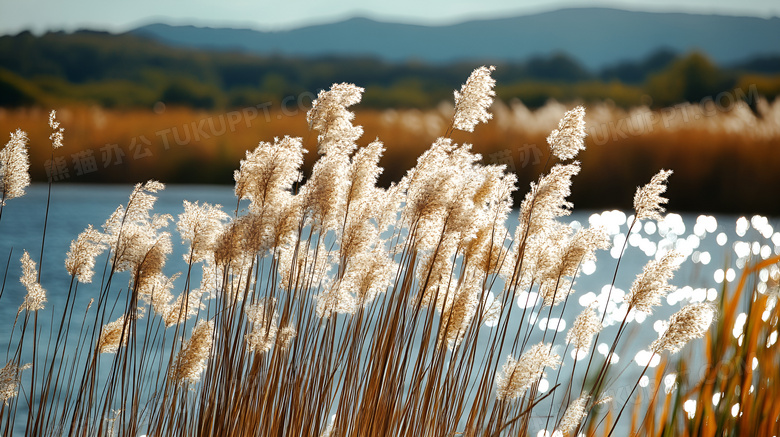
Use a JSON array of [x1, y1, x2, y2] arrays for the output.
[[2, 30, 780, 109], [1, 30, 780, 214]]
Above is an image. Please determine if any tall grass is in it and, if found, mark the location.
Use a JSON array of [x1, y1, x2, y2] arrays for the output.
[[630, 252, 780, 436], [0, 67, 749, 437], [3, 93, 779, 213]]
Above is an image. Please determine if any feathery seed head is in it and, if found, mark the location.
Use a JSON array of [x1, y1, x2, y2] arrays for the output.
[[316, 280, 358, 319], [566, 306, 602, 351], [539, 277, 572, 308], [177, 201, 229, 264], [138, 272, 177, 318], [18, 250, 46, 313], [49, 110, 64, 149], [437, 279, 481, 350], [558, 395, 590, 435], [347, 139, 384, 205], [245, 300, 279, 353], [98, 315, 130, 354], [547, 106, 587, 160], [453, 65, 496, 132], [517, 162, 580, 241], [0, 129, 30, 204], [495, 343, 561, 401], [342, 249, 395, 307], [0, 361, 31, 406], [308, 83, 364, 155], [213, 220, 246, 268], [276, 325, 297, 351], [132, 233, 174, 299], [551, 225, 611, 280], [625, 250, 682, 314], [634, 170, 673, 221], [169, 319, 214, 385], [102, 181, 171, 273], [301, 152, 350, 233], [234, 136, 305, 213], [65, 225, 106, 283], [651, 303, 715, 354], [516, 221, 571, 292], [161, 288, 204, 328]]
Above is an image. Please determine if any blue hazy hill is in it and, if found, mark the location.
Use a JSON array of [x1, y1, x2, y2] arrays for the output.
[[130, 8, 780, 69]]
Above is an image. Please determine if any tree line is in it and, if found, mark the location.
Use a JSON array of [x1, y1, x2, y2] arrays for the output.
[[1, 30, 779, 110]]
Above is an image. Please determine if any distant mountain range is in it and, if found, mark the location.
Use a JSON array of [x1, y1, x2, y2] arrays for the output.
[[130, 8, 780, 69]]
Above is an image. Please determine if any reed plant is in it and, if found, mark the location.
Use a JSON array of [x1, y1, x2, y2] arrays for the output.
[[629, 252, 780, 436], [0, 67, 738, 437]]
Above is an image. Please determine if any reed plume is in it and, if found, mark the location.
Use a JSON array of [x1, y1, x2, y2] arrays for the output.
[[169, 319, 214, 385], [634, 169, 673, 221], [48, 110, 64, 149], [650, 303, 716, 353], [558, 394, 590, 435], [566, 306, 602, 351], [97, 315, 130, 354], [0, 66, 731, 437], [65, 224, 106, 283], [0, 129, 30, 205], [18, 250, 46, 313], [452, 65, 496, 133], [495, 343, 561, 401], [308, 83, 364, 155], [0, 361, 31, 406], [624, 250, 682, 314], [547, 105, 587, 160]]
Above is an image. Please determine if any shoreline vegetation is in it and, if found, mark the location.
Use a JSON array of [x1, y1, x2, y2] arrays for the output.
[[2, 30, 780, 111], [3, 29, 780, 215], [2, 91, 780, 214], [2, 65, 776, 436]]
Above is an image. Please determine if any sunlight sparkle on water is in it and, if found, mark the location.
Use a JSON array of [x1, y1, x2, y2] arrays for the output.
[[664, 373, 677, 393], [659, 213, 685, 239], [538, 378, 550, 393], [768, 331, 778, 348], [589, 210, 626, 236], [654, 319, 669, 335], [683, 400, 697, 419], [538, 317, 566, 332], [692, 250, 711, 265], [634, 349, 660, 367], [571, 348, 588, 361], [734, 241, 751, 258], [751, 215, 774, 238], [667, 286, 710, 305], [578, 292, 597, 307], [582, 259, 597, 275], [694, 214, 718, 236], [714, 269, 735, 284], [736, 217, 749, 237], [517, 291, 538, 309], [733, 313, 747, 339]]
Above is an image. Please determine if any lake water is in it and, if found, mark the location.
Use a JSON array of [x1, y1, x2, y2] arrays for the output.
[[0, 184, 778, 435]]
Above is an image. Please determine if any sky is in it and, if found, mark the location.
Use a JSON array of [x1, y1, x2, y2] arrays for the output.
[[0, 0, 778, 35]]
